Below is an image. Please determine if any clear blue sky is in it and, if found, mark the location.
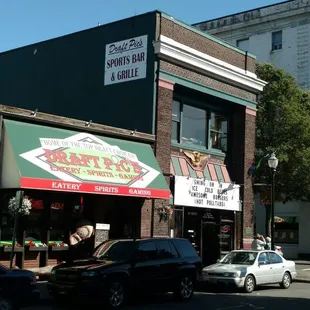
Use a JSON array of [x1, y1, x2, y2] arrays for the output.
[[0, 0, 282, 52]]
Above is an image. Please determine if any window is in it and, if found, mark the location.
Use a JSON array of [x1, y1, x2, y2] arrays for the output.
[[210, 112, 228, 152], [93, 240, 137, 261], [172, 100, 181, 142], [237, 38, 249, 51], [157, 240, 178, 259], [173, 239, 199, 258], [221, 251, 257, 265], [258, 253, 270, 265], [267, 252, 282, 264], [274, 216, 299, 244], [136, 241, 158, 261], [182, 105, 207, 146], [171, 99, 228, 152], [272, 31, 282, 51]]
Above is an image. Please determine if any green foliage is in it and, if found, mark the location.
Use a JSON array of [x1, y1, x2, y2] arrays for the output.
[[255, 63, 310, 202]]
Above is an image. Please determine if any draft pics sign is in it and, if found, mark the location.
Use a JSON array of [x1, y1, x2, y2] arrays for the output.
[[174, 176, 241, 212], [19, 132, 166, 199], [104, 35, 148, 85]]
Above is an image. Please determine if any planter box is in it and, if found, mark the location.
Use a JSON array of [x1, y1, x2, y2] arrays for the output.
[[50, 246, 68, 252], [3, 246, 24, 253], [27, 246, 48, 252]]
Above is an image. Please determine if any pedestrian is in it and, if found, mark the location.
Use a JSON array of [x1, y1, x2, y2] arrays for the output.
[[265, 236, 272, 250], [251, 234, 266, 250]]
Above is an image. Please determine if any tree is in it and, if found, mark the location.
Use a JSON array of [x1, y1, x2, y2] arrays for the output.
[[255, 63, 310, 235]]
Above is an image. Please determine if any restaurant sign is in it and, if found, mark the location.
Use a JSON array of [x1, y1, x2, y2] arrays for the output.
[[174, 176, 241, 212], [19, 132, 167, 198], [104, 35, 148, 86]]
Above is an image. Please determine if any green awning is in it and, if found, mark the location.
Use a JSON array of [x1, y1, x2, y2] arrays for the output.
[[1, 120, 170, 199]]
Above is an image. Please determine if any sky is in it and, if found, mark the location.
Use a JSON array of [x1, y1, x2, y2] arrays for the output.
[[0, 0, 283, 52]]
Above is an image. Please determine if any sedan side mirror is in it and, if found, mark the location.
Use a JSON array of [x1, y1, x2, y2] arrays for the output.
[[258, 261, 265, 266], [216, 259, 220, 263]]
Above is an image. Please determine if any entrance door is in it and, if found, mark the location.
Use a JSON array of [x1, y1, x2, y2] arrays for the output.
[[201, 221, 220, 267]]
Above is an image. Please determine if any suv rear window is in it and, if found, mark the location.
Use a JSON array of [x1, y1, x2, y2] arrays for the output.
[[173, 239, 199, 258]]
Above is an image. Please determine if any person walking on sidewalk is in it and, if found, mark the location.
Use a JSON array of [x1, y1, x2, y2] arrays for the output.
[[251, 234, 266, 250]]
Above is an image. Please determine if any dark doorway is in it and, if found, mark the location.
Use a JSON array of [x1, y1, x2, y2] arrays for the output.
[[201, 220, 220, 267]]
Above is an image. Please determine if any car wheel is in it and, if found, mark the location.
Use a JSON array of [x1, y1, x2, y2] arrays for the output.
[[280, 272, 291, 289], [244, 275, 255, 293], [0, 297, 16, 310], [106, 280, 126, 309], [174, 275, 194, 301]]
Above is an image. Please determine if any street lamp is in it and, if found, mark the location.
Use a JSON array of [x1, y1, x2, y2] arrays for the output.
[[268, 153, 278, 250]]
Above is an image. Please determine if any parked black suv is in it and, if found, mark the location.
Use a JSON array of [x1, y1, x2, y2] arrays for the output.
[[48, 238, 202, 308]]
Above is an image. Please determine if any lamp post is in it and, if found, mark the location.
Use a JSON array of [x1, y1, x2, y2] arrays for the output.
[[268, 153, 278, 250]]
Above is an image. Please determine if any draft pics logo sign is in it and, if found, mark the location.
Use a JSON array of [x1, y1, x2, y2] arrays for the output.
[[19, 132, 160, 189]]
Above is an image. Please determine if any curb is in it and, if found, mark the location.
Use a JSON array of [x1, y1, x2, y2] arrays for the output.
[[294, 278, 310, 284]]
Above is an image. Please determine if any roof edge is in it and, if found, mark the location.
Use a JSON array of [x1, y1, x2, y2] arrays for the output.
[[158, 11, 256, 59], [192, 0, 294, 25]]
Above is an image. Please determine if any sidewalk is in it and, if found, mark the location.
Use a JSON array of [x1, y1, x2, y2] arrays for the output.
[[293, 259, 310, 283]]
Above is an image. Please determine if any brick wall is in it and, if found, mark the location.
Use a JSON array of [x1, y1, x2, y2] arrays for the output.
[[153, 82, 174, 237], [160, 16, 256, 73], [140, 199, 152, 238], [160, 61, 256, 102], [243, 111, 256, 244], [229, 106, 256, 248]]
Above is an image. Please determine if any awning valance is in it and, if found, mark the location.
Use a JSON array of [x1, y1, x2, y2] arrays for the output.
[[1, 120, 170, 199], [170, 155, 231, 183]]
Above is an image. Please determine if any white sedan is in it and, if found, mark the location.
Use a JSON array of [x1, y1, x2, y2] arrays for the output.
[[202, 250, 297, 293]]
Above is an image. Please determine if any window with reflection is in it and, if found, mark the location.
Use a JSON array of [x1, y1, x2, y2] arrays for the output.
[[274, 216, 299, 244], [172, 100, 181, 142], [182, 105, 206, 146], [25, 198, 44, 244], [171, 99, 228, 152], [210, 112, 228, 152]]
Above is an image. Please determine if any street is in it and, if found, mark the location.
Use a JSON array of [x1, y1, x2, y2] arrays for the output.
[[25, 282, 310, 310]]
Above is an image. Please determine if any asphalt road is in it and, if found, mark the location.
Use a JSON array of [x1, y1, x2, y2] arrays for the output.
[[25, 282, 310, 310]]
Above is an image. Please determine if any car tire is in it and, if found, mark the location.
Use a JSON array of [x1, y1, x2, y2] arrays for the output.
[[106, 279, 126, 309], [244, 275, 255, 293], [0, 297, 17, 310], [174, 275, 194, 301], [280, 272, 291, 289]]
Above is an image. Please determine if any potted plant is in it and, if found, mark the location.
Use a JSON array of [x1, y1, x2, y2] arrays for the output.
[[157, 205, 174, 222]]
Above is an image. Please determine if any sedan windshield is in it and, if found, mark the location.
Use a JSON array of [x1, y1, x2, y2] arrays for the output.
[[92, 240, 137, 261], [220, 251, 258, 265]]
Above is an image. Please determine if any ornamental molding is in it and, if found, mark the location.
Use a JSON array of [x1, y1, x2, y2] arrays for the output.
[[153, 35, 267, 93]]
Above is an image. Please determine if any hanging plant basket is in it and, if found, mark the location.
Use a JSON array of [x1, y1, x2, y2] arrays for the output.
[[8, 196, 32, 216], [157, 205, 174, 222]]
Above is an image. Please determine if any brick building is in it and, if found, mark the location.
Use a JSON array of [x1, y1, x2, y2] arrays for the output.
[[0, 11, 266, 268]]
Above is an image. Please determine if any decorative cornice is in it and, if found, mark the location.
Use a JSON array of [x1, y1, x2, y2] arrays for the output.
[[153, 35, 267, 93]]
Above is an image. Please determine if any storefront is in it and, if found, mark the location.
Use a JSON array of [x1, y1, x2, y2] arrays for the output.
[[169, 155, 241, 267], [0, 119, 170, 268]]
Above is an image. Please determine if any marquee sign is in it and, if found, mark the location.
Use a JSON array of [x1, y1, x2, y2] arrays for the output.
[[174, 176, 241, 212]]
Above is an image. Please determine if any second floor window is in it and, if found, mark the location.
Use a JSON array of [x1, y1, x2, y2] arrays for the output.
[[210, 113, 228, 152], [272, 31, 282, 51], [171, 99, 228, 152]]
